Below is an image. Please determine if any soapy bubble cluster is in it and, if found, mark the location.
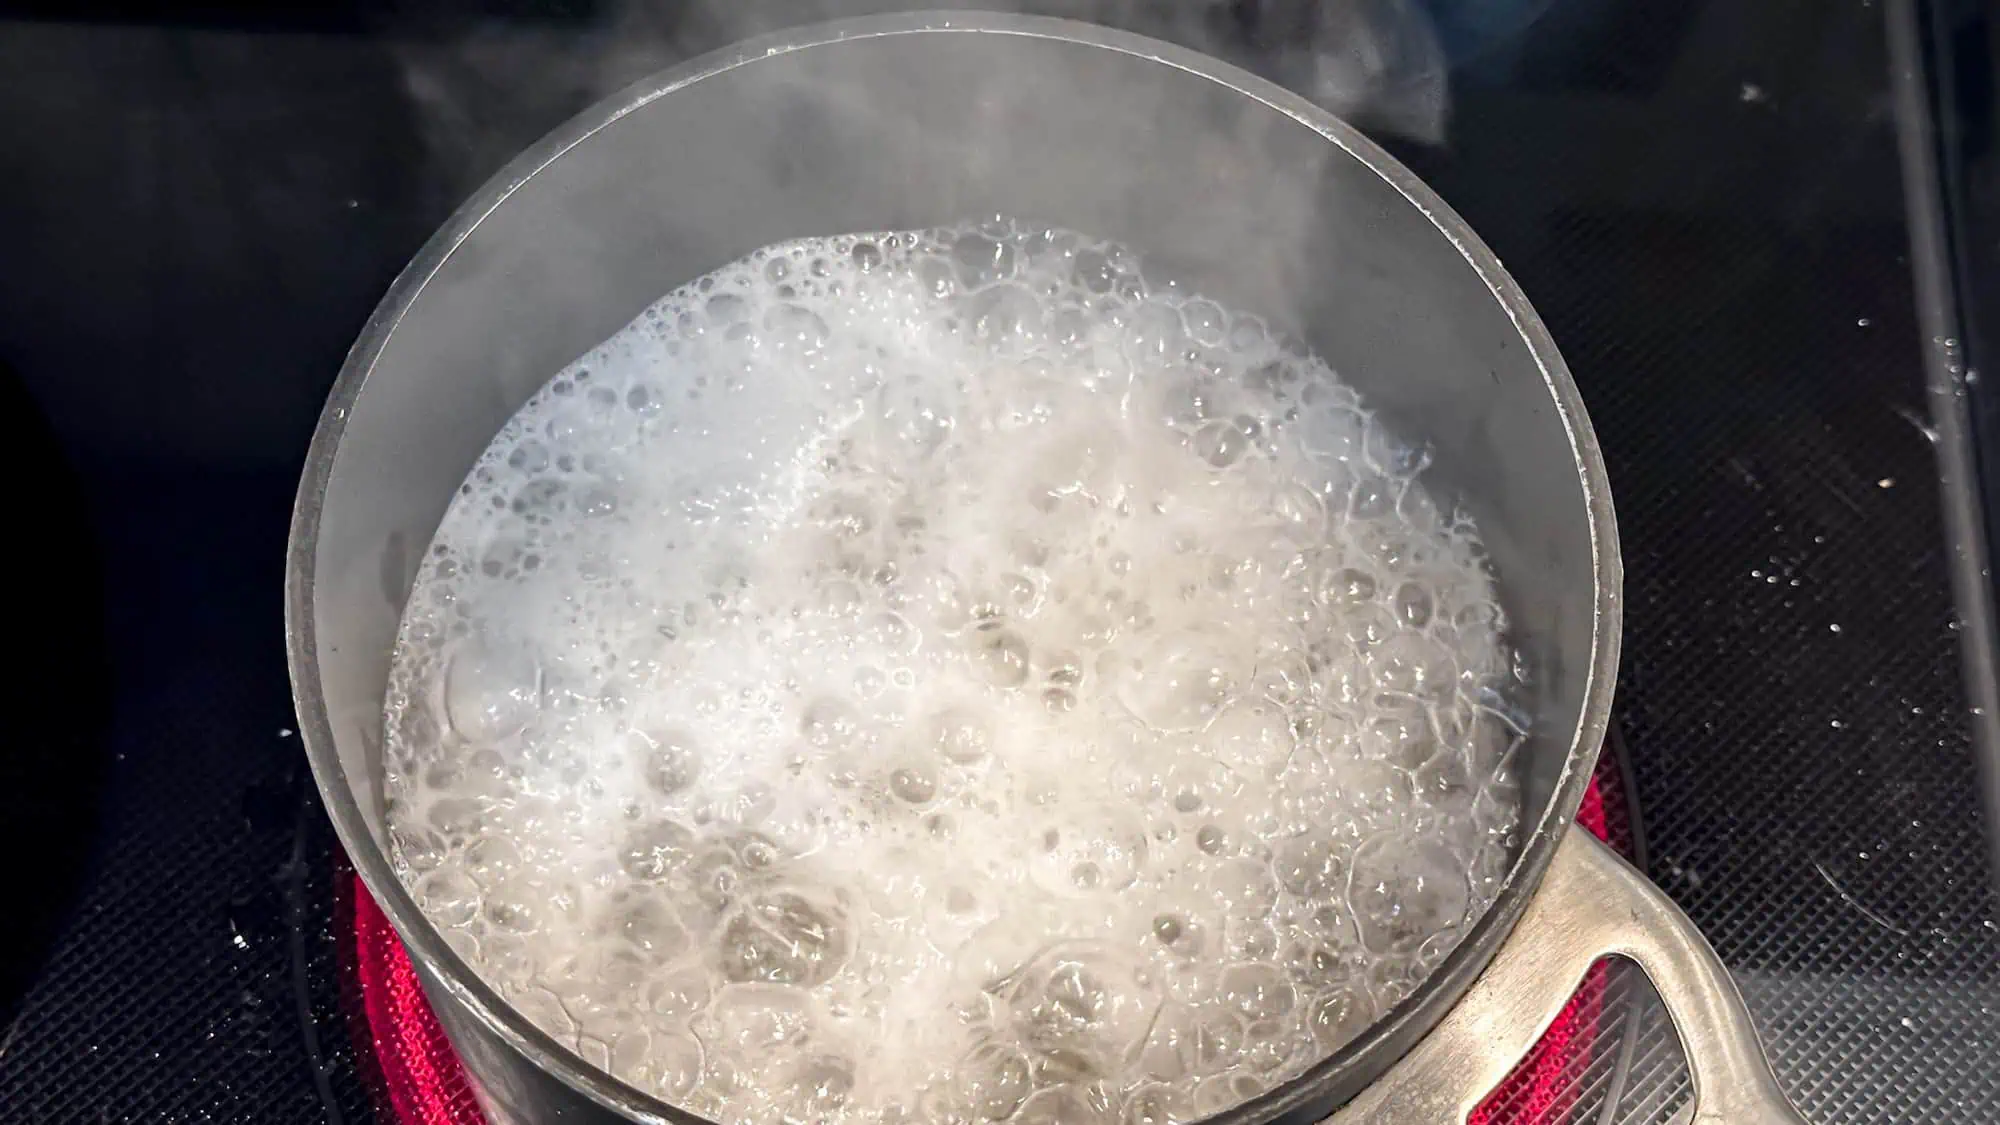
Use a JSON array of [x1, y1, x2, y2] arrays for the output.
[[381, 220, 1526, 1125]]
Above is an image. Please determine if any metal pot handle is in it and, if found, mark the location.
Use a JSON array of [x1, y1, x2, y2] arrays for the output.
[[1324, 827, 1808, 1125]]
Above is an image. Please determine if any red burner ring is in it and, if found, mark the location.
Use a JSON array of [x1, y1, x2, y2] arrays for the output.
[[353, 764, 1627, 1125]]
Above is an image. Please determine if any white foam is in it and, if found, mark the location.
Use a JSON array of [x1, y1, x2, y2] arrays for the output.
[[382, 221, 1524, 1125]]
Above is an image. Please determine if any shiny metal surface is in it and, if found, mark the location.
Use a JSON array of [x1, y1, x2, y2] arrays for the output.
[[286, 11, 1653, 1124], [1325, 831, 1806, 1125]]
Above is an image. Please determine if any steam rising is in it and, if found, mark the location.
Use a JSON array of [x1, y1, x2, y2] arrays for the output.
[[392, 0, 1459, 194]]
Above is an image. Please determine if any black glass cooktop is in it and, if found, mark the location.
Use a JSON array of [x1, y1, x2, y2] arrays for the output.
[[0, 2, 1995, 1123]]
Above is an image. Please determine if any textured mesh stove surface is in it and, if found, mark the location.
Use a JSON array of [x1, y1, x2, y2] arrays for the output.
[[1407, 4, 2000, 1121], [0, 1, 1996, 1123]]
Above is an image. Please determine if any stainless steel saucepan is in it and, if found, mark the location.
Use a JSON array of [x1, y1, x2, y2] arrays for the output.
[[286, 13, 1807, 1125]]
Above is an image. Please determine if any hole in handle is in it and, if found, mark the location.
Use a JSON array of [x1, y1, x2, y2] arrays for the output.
[[1469, 956, 1692, 1125]]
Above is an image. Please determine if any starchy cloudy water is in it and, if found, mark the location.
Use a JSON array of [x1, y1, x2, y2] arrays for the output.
[[380, 220, 1526, 1125]]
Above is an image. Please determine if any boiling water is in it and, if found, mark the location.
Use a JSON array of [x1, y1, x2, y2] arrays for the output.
[[381, 221, 1524, 1125]]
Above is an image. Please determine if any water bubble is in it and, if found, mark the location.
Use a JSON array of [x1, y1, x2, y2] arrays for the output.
[[1201, 858, 1281, 923], [626, 382, 662, 416], [1000, 571, 1041, 611], [1117, 630, 1239, 732], [761, 304, 831, 355], [780, 1053, 857, 1121], [925, 875, 998, 949], [645, 966, 713, 1022], [463, 835, 520, 879], [416, 868, 480, 928], [422, 796, 486, 845], [1073, 248, 1117, 294], [620, 820, 695, 882], [1243, 1018, 1296, 1073], [727, 831, 784, 873], [705, 982, 818, 1054], [637, 728, 701, 796], [1308, 989, 1373, 1051], [1017, 1087, 1112, 1125], [1219, 962, 1295, 1022], [482, 889, 542, 936], [810, 491, 878, 541], [1032, 812, 1149, 895], [1349, 835, 1469, 953], [1413, 750, 1472, 803], [1125, 301, 1187, 362], [1151, 913, 1204, 959], [511, 477, 568, 519], [613, 896, 691, 959], [818, 579, 865, 617], [713, 782, 778, 828], [1272, 833, 1347, 897], [878, 385, 954, 458], [952, 233, 1017, 287], [1248, 648, 1312, 700], [1009, 945, 1159, 1065], [801, 697, 862, 748], [1351, 477, 1394, 520], [510, 985, 574, 1039], [1317, 565, 1376, 606], [917, 255, 959, 299], [1362, 714, 1433, 769], [1118, 752, 1244, 815], [1392, 582, 1434, 627], [1181, 299, 1227, 347], [927, 706, 993, 764], [616, 1027, 704, 1100], [705, 292, 751, 325], [956, 1041, 1032, 1120], [864, 610, 920, 655], [1340, 760, 1414, 817], [719, 889, 850, 986], [507, 439, 550, 473], [1193, 1009, 1246, 1073], [443, 639, 541, 743], [1122, 1084, 1188, 1125], [1268, 482, 1326, 545], [1137, 1003, 1201, 1081], [852, 665, 887, 698], [1202, 705, 1290, 776], [1193, 419, 1254, 468], [1154, 375, 1223, 432], [969, 625, 1032, 688], [890, 763, 939, 805], [965, 283, 1044, 352], [1340, 605, 1398, 652]]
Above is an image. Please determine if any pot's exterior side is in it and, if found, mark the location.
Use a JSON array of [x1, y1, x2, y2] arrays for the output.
[[286, 14, 1620, 1125]]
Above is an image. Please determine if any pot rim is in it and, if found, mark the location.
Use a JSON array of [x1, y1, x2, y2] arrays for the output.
[[285, 11, 1622, 1124]]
